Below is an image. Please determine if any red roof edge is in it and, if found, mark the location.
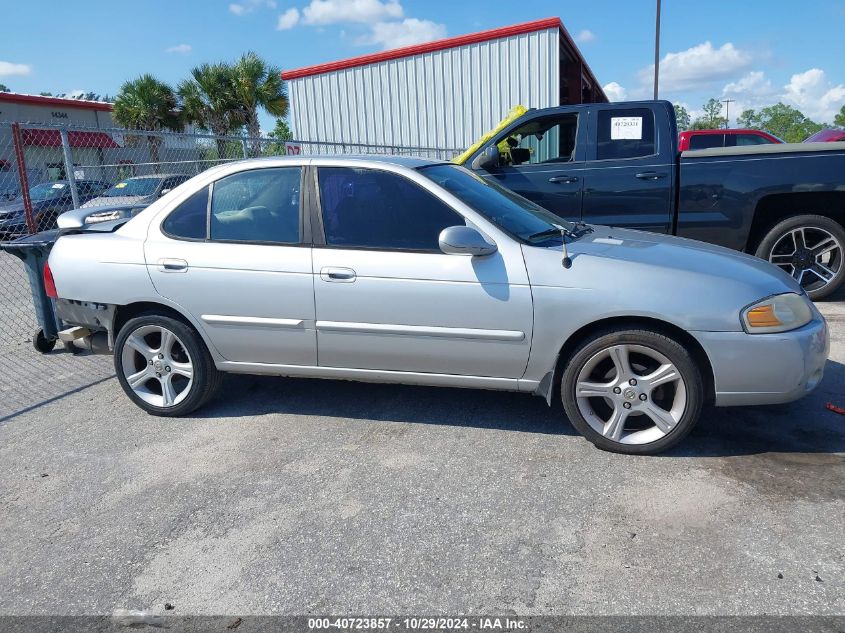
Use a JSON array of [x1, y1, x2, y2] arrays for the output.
[[281, 17, 563, 80], [0, 92, 113, 112]]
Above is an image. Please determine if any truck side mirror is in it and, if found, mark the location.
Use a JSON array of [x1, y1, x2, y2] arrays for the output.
[[471, 145, 500, 172]]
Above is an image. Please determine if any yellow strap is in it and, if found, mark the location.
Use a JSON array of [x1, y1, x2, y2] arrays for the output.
[[452, 104, 529, 165]]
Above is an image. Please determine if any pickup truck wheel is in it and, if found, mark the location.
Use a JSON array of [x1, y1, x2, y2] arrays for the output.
[[113, 314, 221, 417], [561, 328, 704, 455], [755, 215, 845, 300]]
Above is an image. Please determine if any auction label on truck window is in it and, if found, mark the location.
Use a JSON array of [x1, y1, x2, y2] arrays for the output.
[[610, 116, 643, 140]]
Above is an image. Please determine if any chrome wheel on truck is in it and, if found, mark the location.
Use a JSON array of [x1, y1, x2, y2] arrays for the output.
[[756, 215, 845, 301], [561, 328, 704, 454], [114, 313, 221, 416]]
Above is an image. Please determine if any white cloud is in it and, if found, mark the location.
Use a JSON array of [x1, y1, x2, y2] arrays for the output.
[[166, 43, 192, 54], [602, 81, 627, 102], [722, 71, 774, 98], [0, 61, 32, 77], [782, 68, 845, 122], [575, 29, 595, 44], [229, 0, 276, 15], [640, 41, 753, 92], [277, 7, 300, 29], [357, 17, 446, 49], [302, 0, 402, 25]]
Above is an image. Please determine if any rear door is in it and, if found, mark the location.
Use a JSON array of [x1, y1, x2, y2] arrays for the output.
[[580, 106, 675, 233], [470, 111, 586, 222], [144, 166, 316, 366]]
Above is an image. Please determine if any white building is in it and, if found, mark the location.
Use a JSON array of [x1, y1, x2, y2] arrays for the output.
[[282, 17, 606, 155]]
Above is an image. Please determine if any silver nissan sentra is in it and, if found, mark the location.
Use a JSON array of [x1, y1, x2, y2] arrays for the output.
[[49, 156, 829, 454]]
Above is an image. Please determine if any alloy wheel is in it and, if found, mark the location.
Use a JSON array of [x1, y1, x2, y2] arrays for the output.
[[119, 324, 194, 408], [768, 227, 842, 294], [574, 344, 687, 445]]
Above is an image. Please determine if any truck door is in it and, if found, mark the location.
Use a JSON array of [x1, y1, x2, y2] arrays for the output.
[[580, 106, 674, 234], [470, 112, 586, 223]]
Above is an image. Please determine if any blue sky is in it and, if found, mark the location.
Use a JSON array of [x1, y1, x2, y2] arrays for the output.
[[2, 0, 844, 133]]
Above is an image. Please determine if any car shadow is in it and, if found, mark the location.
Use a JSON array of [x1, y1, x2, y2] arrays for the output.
[[198, 359, 845, 457]]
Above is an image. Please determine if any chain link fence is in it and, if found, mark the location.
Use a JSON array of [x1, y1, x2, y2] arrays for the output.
[[0, 120, 461, 420]]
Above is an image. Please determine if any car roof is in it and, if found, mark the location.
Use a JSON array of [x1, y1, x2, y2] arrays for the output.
[[223, 154, 449, 169], [122, 173, 187, 180]]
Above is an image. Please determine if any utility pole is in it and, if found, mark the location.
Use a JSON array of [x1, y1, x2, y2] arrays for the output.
[[721, 98, 735, 128], [653, 0, 662, 100]]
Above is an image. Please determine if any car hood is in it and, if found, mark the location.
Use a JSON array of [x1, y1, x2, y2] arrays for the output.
[[82, 194, 152, 208], [0, 199, 50, 218], [521, 226, 803, 332]]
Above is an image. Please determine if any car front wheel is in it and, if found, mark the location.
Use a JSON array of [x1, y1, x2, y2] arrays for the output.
[[561, 328, 704, 455], [114, 313, 221, 416]]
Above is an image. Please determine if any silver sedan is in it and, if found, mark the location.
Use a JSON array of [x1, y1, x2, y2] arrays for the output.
[[47, 156, 829, 454]]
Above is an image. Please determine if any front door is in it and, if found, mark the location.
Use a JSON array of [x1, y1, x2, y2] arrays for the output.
[[144, 166, 316, 365], [311, 165, 533, 378], [473, 112, 585, 222], [580, 106, 674, 233]]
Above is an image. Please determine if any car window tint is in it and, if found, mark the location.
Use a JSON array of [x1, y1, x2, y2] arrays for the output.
[[210, 168, 301, 244], [595, 108, 656, 160], [735, 134, 771, 146], [499, 114, 579, 165], [162, 187, 209, 240], [318, 167, 463, 251], [688, 134, 724, 150]]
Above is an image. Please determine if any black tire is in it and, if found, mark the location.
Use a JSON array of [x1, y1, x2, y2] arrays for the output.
[[560, 328, 704, 455], [32, 329, 56, 354], [754, 214, 845, 301], [113, 313, 222, 417]]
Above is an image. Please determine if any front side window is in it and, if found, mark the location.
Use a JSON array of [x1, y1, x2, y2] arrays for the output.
[[732, 134, 773, 146], [595, 108, 656, 160], [318, 167, 463, 251], [162, 187, 208, 240], [210, 168, 301, 244], [498, 114, 579, 166]]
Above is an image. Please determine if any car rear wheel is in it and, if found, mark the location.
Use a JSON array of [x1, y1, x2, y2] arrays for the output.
[[755, 215, 845, 301], [114, 314, 221, 417], [561, 328, 704, 455]]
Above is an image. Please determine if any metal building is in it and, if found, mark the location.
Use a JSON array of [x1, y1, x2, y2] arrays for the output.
[[282, 17, 606, 155]]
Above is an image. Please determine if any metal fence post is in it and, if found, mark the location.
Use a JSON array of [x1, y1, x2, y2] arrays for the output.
[[10, 123, 36, 235], [241, 138, 249, 159], [59, 129, 81, 210]]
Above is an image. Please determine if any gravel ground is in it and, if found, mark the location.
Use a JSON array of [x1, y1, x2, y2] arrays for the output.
[[0, 296, 842, 618]]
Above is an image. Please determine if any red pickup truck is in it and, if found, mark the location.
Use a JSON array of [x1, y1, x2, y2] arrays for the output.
[[678, 128, 782, 151]]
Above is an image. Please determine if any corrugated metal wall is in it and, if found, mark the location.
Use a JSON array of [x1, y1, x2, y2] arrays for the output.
[[288, 27, 559, 152]]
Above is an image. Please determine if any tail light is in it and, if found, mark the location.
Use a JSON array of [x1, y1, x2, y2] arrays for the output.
[[44, 261, 58, 299]]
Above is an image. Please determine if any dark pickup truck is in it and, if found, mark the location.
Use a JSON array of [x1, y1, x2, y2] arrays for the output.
[[460, 100, 845, 299]]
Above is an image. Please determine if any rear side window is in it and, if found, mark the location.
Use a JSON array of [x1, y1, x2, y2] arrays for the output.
[[162, 187, 209, 240], [689, 134, 725, 150], [210, 168, 301, 244], [595, 108, 656, 160]]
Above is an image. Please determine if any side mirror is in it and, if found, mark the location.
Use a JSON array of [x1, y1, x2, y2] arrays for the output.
[[438, 226, 497, 257], [471, 145, 500, 172], [159, 188, 171, 196]]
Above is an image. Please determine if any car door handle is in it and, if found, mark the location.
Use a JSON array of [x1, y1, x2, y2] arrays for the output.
[[635, 171, 667, 180], [157, 258, 188, 272], [320, 267, 356, 282], [548, 175, 579, 184]]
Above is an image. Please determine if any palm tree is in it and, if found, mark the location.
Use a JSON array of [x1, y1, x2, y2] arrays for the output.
[[178, 63, 244, 159], [231, 52, 289, 156], [112, 75, 182, 172]]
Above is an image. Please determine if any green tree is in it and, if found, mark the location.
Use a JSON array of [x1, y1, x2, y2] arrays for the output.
[[834, 105, 845, 130], [264, 118, 293, 156], [231, 51, 289, 156], [178, 63, 244, 158], [736, 103, 822, 142], [0, 83, 10, 93], [674, 104, 691, 131], [112, 74, 182, 171], [691, 98, 727, 130]]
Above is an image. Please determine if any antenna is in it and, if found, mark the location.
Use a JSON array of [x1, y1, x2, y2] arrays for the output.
[[554, 224, 573, 269]]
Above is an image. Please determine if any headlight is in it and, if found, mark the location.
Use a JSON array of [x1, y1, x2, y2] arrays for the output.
[[741, 293, 813, 334], [85, 210, 126, 224]]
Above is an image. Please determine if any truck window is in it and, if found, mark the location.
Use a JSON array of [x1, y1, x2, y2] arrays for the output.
[[595, 108, 656, 160], [689, 134, 725, 150], [498, 114, 579, 166], [732, 134, 772, 147]]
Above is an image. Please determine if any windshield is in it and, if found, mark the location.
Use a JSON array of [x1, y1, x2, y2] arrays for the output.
[[418, 164, 573, 242], [102, 177, 160, 197], [27, 182, 69, 202]]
